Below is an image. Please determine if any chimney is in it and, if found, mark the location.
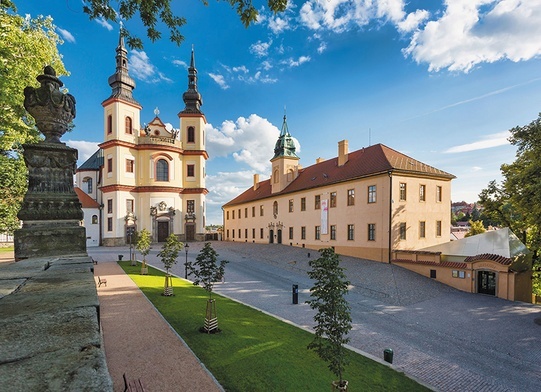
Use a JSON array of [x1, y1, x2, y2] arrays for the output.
[[316, 157, 325, 164], [253, 174, 260, 190], [338, 140, 349, 166]]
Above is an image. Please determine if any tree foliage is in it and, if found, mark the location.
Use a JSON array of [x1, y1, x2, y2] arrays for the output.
[[0, 3, 67, 233], [306, 248, 352, 385], [465, 220, 485, 238], [157, 234, 183, 274], [136, 228, 152, 260], [82, 0, 288, 49], [187, 242, 228, 299]]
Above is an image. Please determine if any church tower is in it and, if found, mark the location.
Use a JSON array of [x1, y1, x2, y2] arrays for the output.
[[178, 48, 208, 239], [270, 114, 299, 194]]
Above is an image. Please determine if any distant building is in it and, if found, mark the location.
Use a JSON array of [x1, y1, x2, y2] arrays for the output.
[[222, 116, 455, 262], [74, 187, 100, 247], [76, 34, 208, 245]]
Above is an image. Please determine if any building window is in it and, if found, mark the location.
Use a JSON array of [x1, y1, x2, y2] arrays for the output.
[[107, 115, 112, 134], [436, 186, 442, 202], [330, 192, 337, 208], [245, 208, 248, 218], [187, 200, 195, 214], [238, 229, 241, 238], [419, 221, 426, 238], [156, 159, 169, 181], [400, 222, 407, 240], [289, 199, 294, 213], [252, 206, 255, 217], [289, 227, 293, 240], [232, 230, 235, 238], [83, 177, 92, 194], [107, 158, 113, 173], [126, 199, 134, 213], [430, 269, 437, 279], [226, 211, 229, 220], [273, 201, 278, 216], [245, 228, 248, 238], [125, 116, 132, 134], [252, 228, 255, 239], [419, 184, 426, 202], [126, 159, 134, 173], [187, 164, 195, 177], [260, 228, 264, 239], [399, 183, 407, 201], [301, 226, 306, 240], [315, 195, 321, 210], [273, 169, 279, 184], [436, 220, 442, 237], [368, 223, 376, 241], [330, 225, 336, 240], [347, 189, 355, 206], [187, 126, 195, 143], [238, 209, 241, 219], [107, 217, 113, 231], [301, 197, 306, 211], [315, 226, 321, 240], [347, 224, 354, 241], [91, 215, 98, 224], [368, 185, 376, 203], [107, 199, 113, 214], [260, 205, 264, 216], [232, 210, 235, 219], [226, 229, 229, 238]]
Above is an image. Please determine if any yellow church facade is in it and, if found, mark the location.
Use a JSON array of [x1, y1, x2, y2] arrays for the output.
[[223, 119, 455, 263], [76, 35, 207, 246]]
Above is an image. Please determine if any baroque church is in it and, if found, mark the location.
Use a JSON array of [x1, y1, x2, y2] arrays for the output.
[[76, 34, 208, 246]]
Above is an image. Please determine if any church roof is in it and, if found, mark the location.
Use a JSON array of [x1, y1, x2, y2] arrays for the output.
[[223, 143, 455, 207], [77, 149, 103, 171]]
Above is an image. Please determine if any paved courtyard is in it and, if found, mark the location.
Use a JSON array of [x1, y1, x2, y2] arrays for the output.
[[89, 241, 541, 392]]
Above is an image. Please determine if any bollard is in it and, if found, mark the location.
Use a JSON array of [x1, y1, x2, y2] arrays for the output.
[[292, 284, 299, 304]]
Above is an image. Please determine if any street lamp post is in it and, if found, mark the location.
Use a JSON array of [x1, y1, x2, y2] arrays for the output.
[[184, 243, 189, 279]]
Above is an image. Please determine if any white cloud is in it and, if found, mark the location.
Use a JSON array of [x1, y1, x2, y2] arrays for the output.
[[208, 73, 230, 89], [57, 28, 75, 43], [65, 140, 100, 164], [96, 17, 113, 31], [129, 50, 171, 82], [172, 59, 188, 69], [269, 16, 290, 34], [282, 56, 311, 67], [397, 9, 430, 33], [444, 131, 511, 153], [317, 41, 327, 54], [261, 60, 273, 70], [404, 0, 541, 72], [233, 65, 249, 73], [250, 40, 272, 57]]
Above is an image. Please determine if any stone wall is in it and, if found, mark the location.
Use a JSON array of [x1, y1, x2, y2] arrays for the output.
[[0, 255, 112, 391]]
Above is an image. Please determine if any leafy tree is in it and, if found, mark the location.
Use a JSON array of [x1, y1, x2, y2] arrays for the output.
[[306, 248, 352, 389], [465, 220, 486, 238], [157, 234, 183, 295], [82, 0, 288, 49], [0, 3, 67, 233], [135, 228, 152, 273], [187, 242, 228, 299]]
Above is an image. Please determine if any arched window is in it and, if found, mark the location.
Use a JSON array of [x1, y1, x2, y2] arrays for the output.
[[125, 116, 132, 134], [273, 169, 279, 183], [83, 177, 93, 194], [187, 126, 195, 143], [156, 159, 169, 181], [273, 201, 278, 216], [91, 215, 98, 224], [107, 115, 112, 134]]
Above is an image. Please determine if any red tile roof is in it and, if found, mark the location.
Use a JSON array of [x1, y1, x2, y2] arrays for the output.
[[75, 187, 101, 209], [464, 253, 514, 265], [393, 258, 468, 269], [224, 143, 455, 207]]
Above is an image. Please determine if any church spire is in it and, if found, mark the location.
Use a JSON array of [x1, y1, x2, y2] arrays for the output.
[[181, 46, 203, 114], [106, 29, 139, 105], [272, 113, 299, 160]]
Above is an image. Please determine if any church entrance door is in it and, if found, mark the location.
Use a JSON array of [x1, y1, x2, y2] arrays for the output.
[[157, 221, 169, 242]]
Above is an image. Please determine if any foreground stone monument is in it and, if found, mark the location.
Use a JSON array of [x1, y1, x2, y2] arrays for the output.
[[14, 65, 86, 260]]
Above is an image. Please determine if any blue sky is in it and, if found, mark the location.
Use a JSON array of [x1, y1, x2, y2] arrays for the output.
[[16, 1, 541, 224]]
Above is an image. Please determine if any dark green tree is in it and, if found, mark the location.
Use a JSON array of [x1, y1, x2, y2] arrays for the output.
[[306, 248, 352, 390], [157, 234, 183, 296], [136, 228, 152, 274], [187, 242, 228, 299], [82, 0, 288, 49]]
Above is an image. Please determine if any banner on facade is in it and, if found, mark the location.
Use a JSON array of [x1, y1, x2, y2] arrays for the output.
[[321, 199, 328, 235]]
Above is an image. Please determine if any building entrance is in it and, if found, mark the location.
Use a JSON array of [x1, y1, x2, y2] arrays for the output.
[[477, 270, 496, 296], [157, 221, 169, 242], [269, 229, 274, 244], [185, 223, 195, 241], [277, 229, 282, 244]]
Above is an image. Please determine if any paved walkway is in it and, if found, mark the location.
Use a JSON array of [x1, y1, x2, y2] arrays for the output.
[[93, 259, 222, 392]]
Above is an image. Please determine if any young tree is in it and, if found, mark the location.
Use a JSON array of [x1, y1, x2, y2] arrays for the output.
[[135, 228, 151, 274], [157, 234, 183, 296], [465, 220, 486, 238], [187, 242, 228, 333], [82, 0, 288, 49], [0, 3, 67, 234], [306, 248, 352, 390]]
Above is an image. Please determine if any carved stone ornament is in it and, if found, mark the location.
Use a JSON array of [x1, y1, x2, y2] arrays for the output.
[[23, 65, 76, 143], [158, 201, 167, 211]]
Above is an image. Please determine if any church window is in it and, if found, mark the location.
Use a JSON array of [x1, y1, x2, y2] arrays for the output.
[[126, 199, 134, 213], [107, 199, 113, 214], [273, 169, 279, 183], [126, 159, 134, 173], [107, 158, 113, 173], [187, 200, 195, 213], [125, 116, 133, 134], [83, 177, 92, 194], [156, 159, 169, 181], [107, 217, 113, 231], [187, 126, 195, 143], [107, 115, 112, 134], [92, 215, 98, 224], [273, 201, 278, 216], [187, 164, 195, 177]]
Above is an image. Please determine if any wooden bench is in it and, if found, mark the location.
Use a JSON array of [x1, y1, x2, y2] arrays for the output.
[[97, 276, 107, 287], [123, 373, 145, 392]]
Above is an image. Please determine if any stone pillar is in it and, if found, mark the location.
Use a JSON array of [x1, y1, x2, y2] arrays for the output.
[[14, 66, 86, 260]]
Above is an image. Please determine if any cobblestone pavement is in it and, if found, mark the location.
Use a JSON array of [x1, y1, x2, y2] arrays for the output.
[[89, 242, 541, 392]]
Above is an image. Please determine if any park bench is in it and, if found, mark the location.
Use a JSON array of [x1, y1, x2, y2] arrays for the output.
[[123, 373, 145, 392], [97, 276, 107, 287]]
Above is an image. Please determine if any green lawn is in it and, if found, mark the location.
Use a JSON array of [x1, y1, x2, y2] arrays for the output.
[[119, 262, 429, 391], [0, 246, 14, 253]]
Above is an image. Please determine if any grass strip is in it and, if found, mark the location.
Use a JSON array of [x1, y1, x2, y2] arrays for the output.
[[119, 261, 429, 391]]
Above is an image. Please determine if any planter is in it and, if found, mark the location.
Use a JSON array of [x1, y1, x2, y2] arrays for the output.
[[140, 267, 148, 275], [332, 380, 348, 391]]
